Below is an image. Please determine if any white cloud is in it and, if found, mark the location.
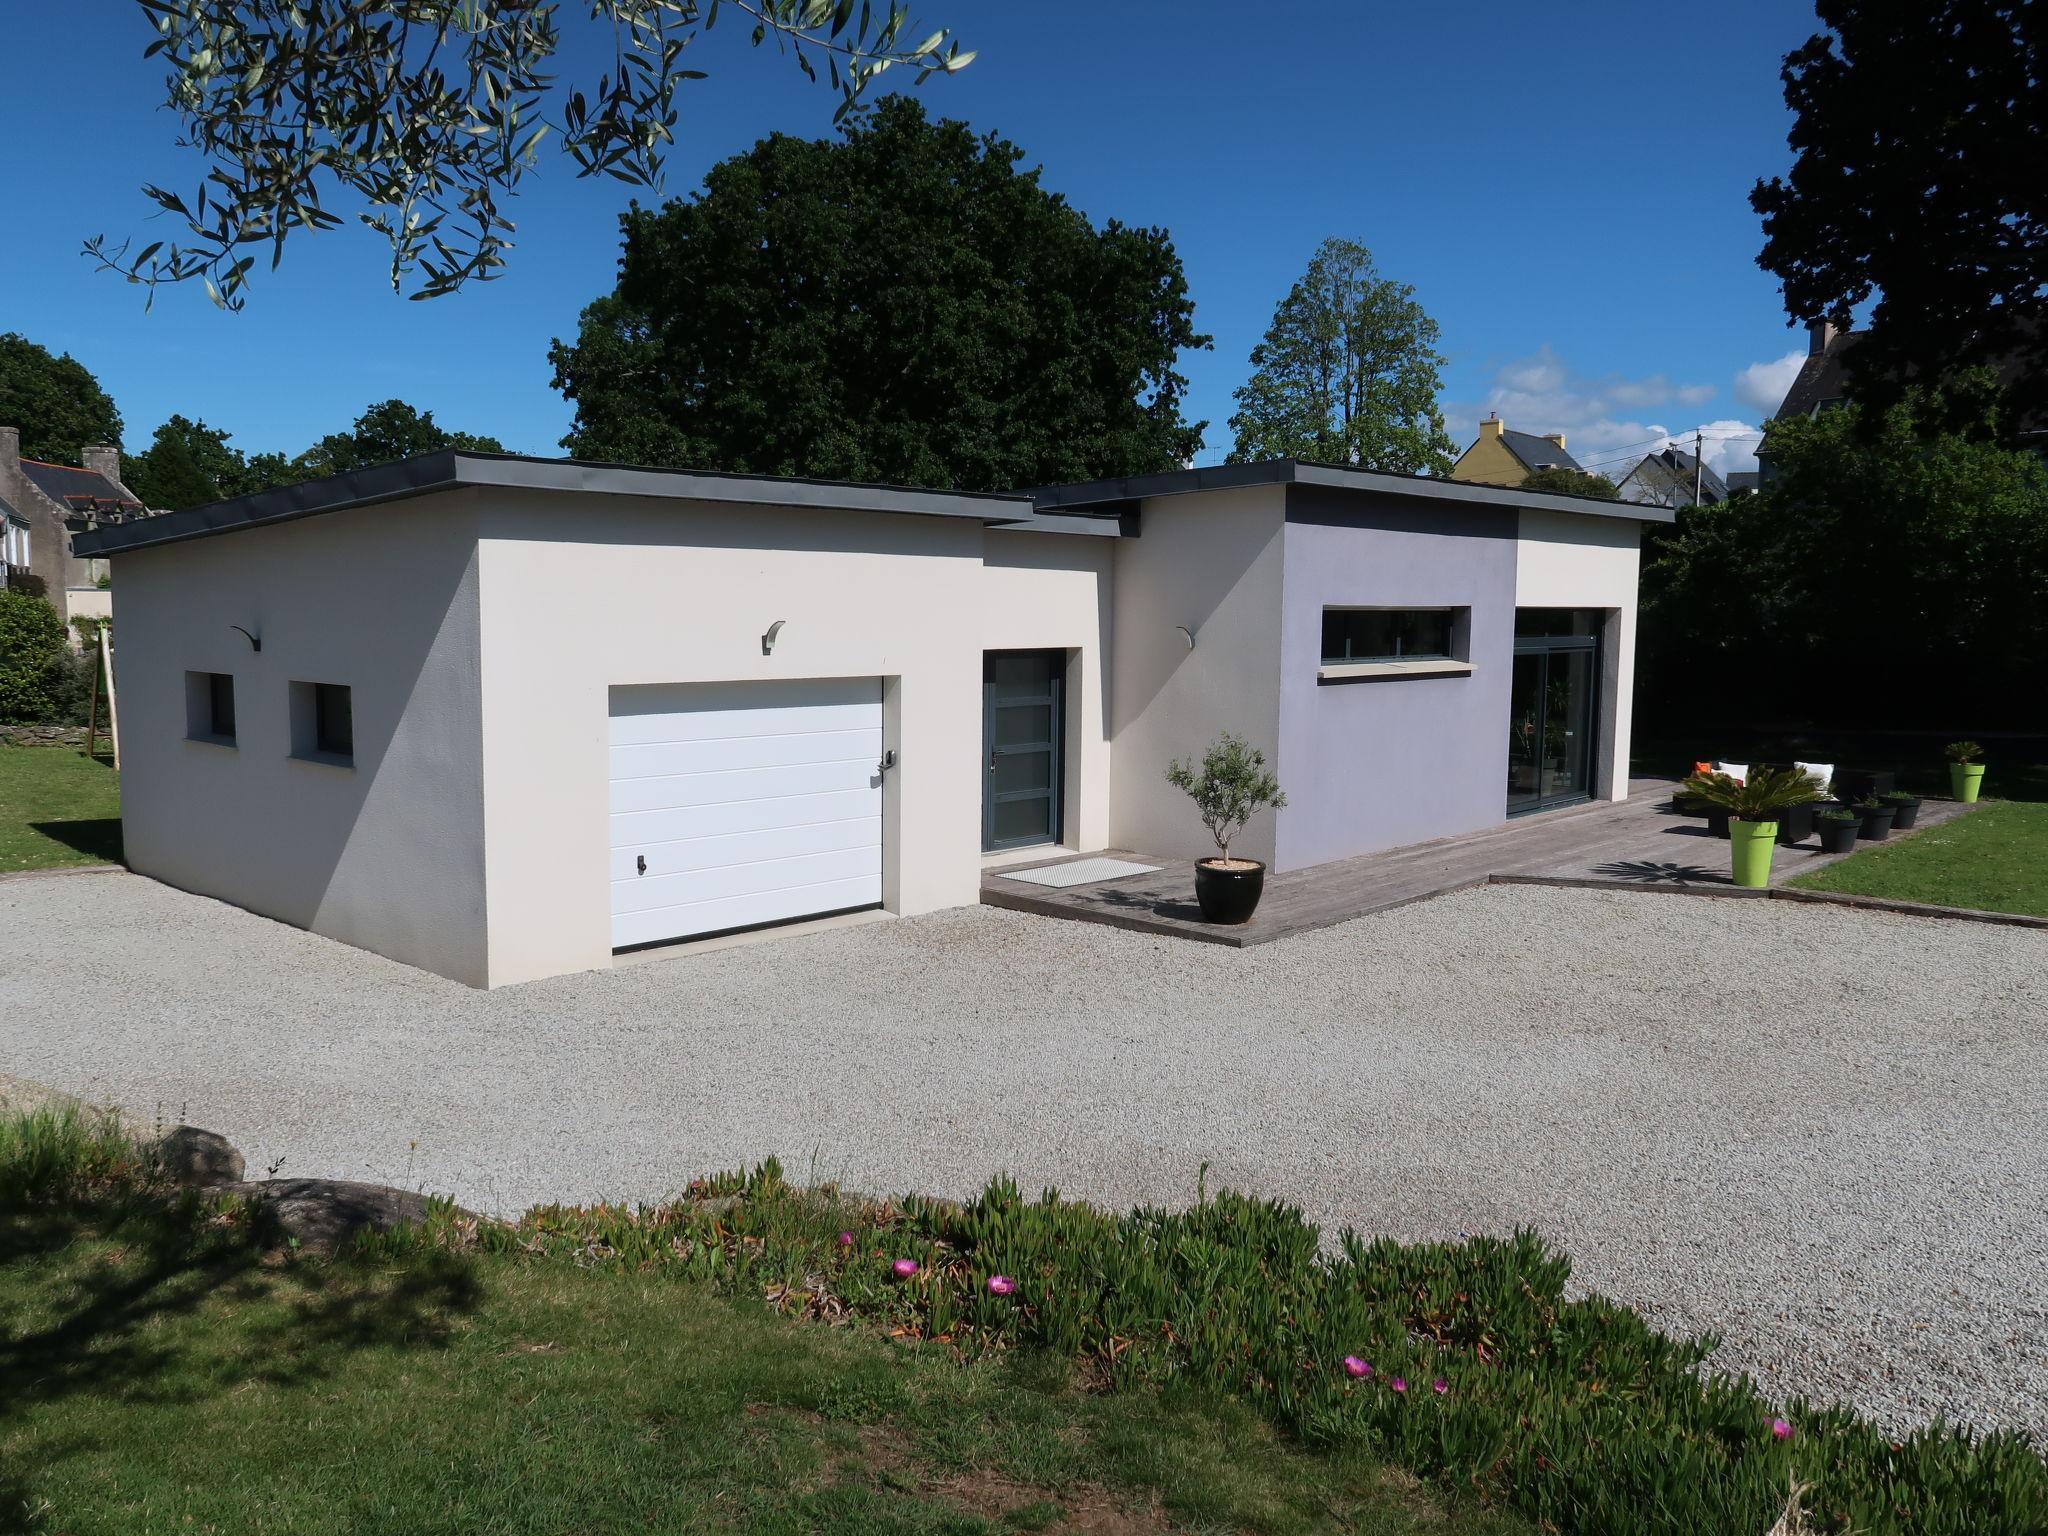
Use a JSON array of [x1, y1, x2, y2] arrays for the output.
[[1733, 349, 1806, 416], [1444, 345, 1729, 480]]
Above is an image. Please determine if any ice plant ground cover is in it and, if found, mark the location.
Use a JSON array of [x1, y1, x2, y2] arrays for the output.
[[363, 1162, 2047, 1536], [5, 1108, 2045, 1535], [0, 1106, 1513, 1536]]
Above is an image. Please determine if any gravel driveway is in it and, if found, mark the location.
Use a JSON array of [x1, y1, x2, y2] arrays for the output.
[[3, 870, 2045, 1440]]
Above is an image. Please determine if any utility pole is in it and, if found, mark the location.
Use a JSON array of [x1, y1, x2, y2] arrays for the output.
[[1694, 427, 1704, 507]]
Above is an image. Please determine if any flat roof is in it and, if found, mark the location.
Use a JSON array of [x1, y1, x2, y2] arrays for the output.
[[71, 450, 1037, 556], [1025, 459, 1677, 524]]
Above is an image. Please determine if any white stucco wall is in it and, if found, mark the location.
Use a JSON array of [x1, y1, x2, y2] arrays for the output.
[[980, 528, 1115, 854], [110, 502, 489, 983], [1514, 508, 1642, 800], [1106, 487, 1286, 864]]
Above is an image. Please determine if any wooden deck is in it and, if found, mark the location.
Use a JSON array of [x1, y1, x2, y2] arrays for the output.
[[980, 782, 1979, 946]]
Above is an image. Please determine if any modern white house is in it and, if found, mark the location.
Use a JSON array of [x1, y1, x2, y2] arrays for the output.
[[74, 454, 1671, 987]]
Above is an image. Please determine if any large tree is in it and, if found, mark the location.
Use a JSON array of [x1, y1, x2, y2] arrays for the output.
[[1639, 379, 2048, 728], [123, 415, 270, 508], [1751, 1, 2045, 429], [0, 335, 123, 464], [1226, 239, 1457, 475], [550, 97, 1208, 490], [91, 0, 970, 308], [300, 399, 505, 476]]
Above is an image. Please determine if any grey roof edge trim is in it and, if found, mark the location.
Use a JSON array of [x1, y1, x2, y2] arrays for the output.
[[1029, 460, 1675, 525], [73, 450, 1033, 556], [984, 510, 1123, 537]]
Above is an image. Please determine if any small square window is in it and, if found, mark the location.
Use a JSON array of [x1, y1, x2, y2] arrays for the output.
[[1320, 608, 1459, 665], [289, 680, 354, 766], [184, 671, 236, 745]]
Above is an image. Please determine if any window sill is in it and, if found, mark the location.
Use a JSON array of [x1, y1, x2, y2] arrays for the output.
[[184, 733, 237, 750], [1316, 659, 1473, 684], [288, 749, 356, 771]]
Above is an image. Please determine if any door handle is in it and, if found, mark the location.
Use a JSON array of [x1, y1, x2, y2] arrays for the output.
[[636, 854, 646, 876]]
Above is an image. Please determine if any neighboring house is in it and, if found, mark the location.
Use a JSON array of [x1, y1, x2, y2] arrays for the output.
[[1724, 471, 1758, 497], [1615, 447, 1727, 509], [75, 452, 1671, 988], [0, 426, 144, 625], [1449, 415, 1581, 487]]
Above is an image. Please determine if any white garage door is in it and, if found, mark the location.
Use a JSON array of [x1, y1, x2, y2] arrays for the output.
[[609, 679, 884, 949]]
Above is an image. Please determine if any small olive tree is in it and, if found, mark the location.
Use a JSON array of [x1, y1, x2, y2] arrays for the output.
[[1165, 733, 1286, 865]]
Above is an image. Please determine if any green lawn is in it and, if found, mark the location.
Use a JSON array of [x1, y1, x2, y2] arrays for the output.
[[1790, 799, 2048, 918], [0, 1201, 1515, 1536], [0, 746, 121, 871]]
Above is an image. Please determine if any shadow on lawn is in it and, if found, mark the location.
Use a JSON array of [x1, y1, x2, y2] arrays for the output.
[[0, 1199, 479, 1532], [25, 817, 123, 864]]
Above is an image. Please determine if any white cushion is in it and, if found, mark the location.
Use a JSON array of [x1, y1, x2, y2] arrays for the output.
[[1715, 761, 1750, 784], [1794, 761, 1834, 790]]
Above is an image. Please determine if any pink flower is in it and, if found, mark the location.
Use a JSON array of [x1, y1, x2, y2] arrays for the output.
[[1342, 1355, 1372, 1378], [892, 1258, 919, 1279], [986, 1274, 1016, 1296], [836, 1231, 855, 1247], [1771, 1417, 1793, 1440], [1431, 1377, 1448, 1396], [1391, 1376, 1408, 1393]]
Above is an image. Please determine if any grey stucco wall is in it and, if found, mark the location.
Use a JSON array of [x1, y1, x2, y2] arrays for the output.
[[1273, 485, 1517, 871]]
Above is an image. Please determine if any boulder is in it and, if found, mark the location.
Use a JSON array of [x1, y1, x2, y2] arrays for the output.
[[153, 1125, 246, 1187], [214, 1178, 446, 1254]]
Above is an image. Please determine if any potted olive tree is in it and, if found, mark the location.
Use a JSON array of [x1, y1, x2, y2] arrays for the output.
[[1678, 766, 1824, 888], [1946, 740, 1986, 803], [1165, 733, 1287, 924]]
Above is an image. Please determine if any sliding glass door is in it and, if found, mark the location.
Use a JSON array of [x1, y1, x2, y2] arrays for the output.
[[1507, 610, 1601, 816]]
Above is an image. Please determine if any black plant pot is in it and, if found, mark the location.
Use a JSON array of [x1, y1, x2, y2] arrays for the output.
[[1817, 816, 1862, 854], [1775, 802, 1817, 846], [1193, 859, 1266, 924], [1835, 769, 1897, 802], [1886, 796, 1922, 829], [1857, 805, 1898, 841], [1706, 810, 1731, 839]]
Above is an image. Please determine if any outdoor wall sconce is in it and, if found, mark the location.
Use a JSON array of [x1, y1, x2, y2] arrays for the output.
[[1175, 625, 1196, 650], [761, 619, 786, 656], [230, 625, 261, 652]]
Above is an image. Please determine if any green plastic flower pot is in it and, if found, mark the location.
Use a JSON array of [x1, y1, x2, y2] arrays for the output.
[[1950, 762, 1985, 803], [1728, 819, 1778, 888]]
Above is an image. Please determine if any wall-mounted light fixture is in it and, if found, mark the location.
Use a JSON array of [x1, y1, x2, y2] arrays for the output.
[[1174, 625, 1196, 650], [761, 619, 787, 656], [230, 625, 262, 653]]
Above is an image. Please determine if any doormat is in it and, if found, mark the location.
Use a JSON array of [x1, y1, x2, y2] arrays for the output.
[[1000, 857, 1161, 889]]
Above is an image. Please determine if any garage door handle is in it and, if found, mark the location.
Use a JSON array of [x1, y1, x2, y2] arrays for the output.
[[636, 855, 646, 876]]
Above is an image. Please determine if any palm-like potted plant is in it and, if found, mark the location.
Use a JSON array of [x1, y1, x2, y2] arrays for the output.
[[1165, 733, 1287, 923], [1946, 740, 1986, 803], [1677, 766, 1824, 887]]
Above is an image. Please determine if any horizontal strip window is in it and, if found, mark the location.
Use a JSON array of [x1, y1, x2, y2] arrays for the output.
[[1320, 607, 1462, 665]]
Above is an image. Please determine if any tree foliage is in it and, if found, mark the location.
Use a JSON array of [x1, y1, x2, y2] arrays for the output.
[[89, 0, 972, 308], [1751, 1, 2046, 430], [1519, 466, 1619, 500], [1639, 380, 2048, 729], [0, 589, 74, 725], [1227, 239, 1457, 475], [551, 97, 1209, 490], [1165, 732, 1286, 863], [0, 335, 123, 464], [299, 398, 505, 476]]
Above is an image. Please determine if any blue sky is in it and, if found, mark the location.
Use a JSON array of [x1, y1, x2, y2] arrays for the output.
[[0, 1, 1826, 481]]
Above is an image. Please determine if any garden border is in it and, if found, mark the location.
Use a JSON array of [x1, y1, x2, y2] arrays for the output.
[[1488, 872, 2048, 931]]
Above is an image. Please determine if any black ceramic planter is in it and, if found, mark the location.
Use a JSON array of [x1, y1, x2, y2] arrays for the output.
[[1706, 809, 1731, 840], [1774, 802, 1817, 846], [1817, 816, 1862, 854], [1886, 796, 1922, 829], [1857, 804, 1897, 841], [1194, 858, 1266, 924]]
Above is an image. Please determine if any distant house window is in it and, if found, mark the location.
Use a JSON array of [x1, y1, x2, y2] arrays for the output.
[[2, 520, 27, 570], [184, 671, 237, 745], [289, 680, 354, 766], [1321, 608, 1458, 665]]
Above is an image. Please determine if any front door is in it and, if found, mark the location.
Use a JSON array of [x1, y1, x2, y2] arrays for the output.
[[983, 651, 1064, 851], [1507, 610, 1601, 816]]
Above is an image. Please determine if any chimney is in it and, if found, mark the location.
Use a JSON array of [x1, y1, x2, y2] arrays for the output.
[[1807, 319, 1839, 357], [1542, 431, 1567, 450], [1479, 413, 1504, 440], [81, 443, 122, 483], [0, 426, 17, 466]]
